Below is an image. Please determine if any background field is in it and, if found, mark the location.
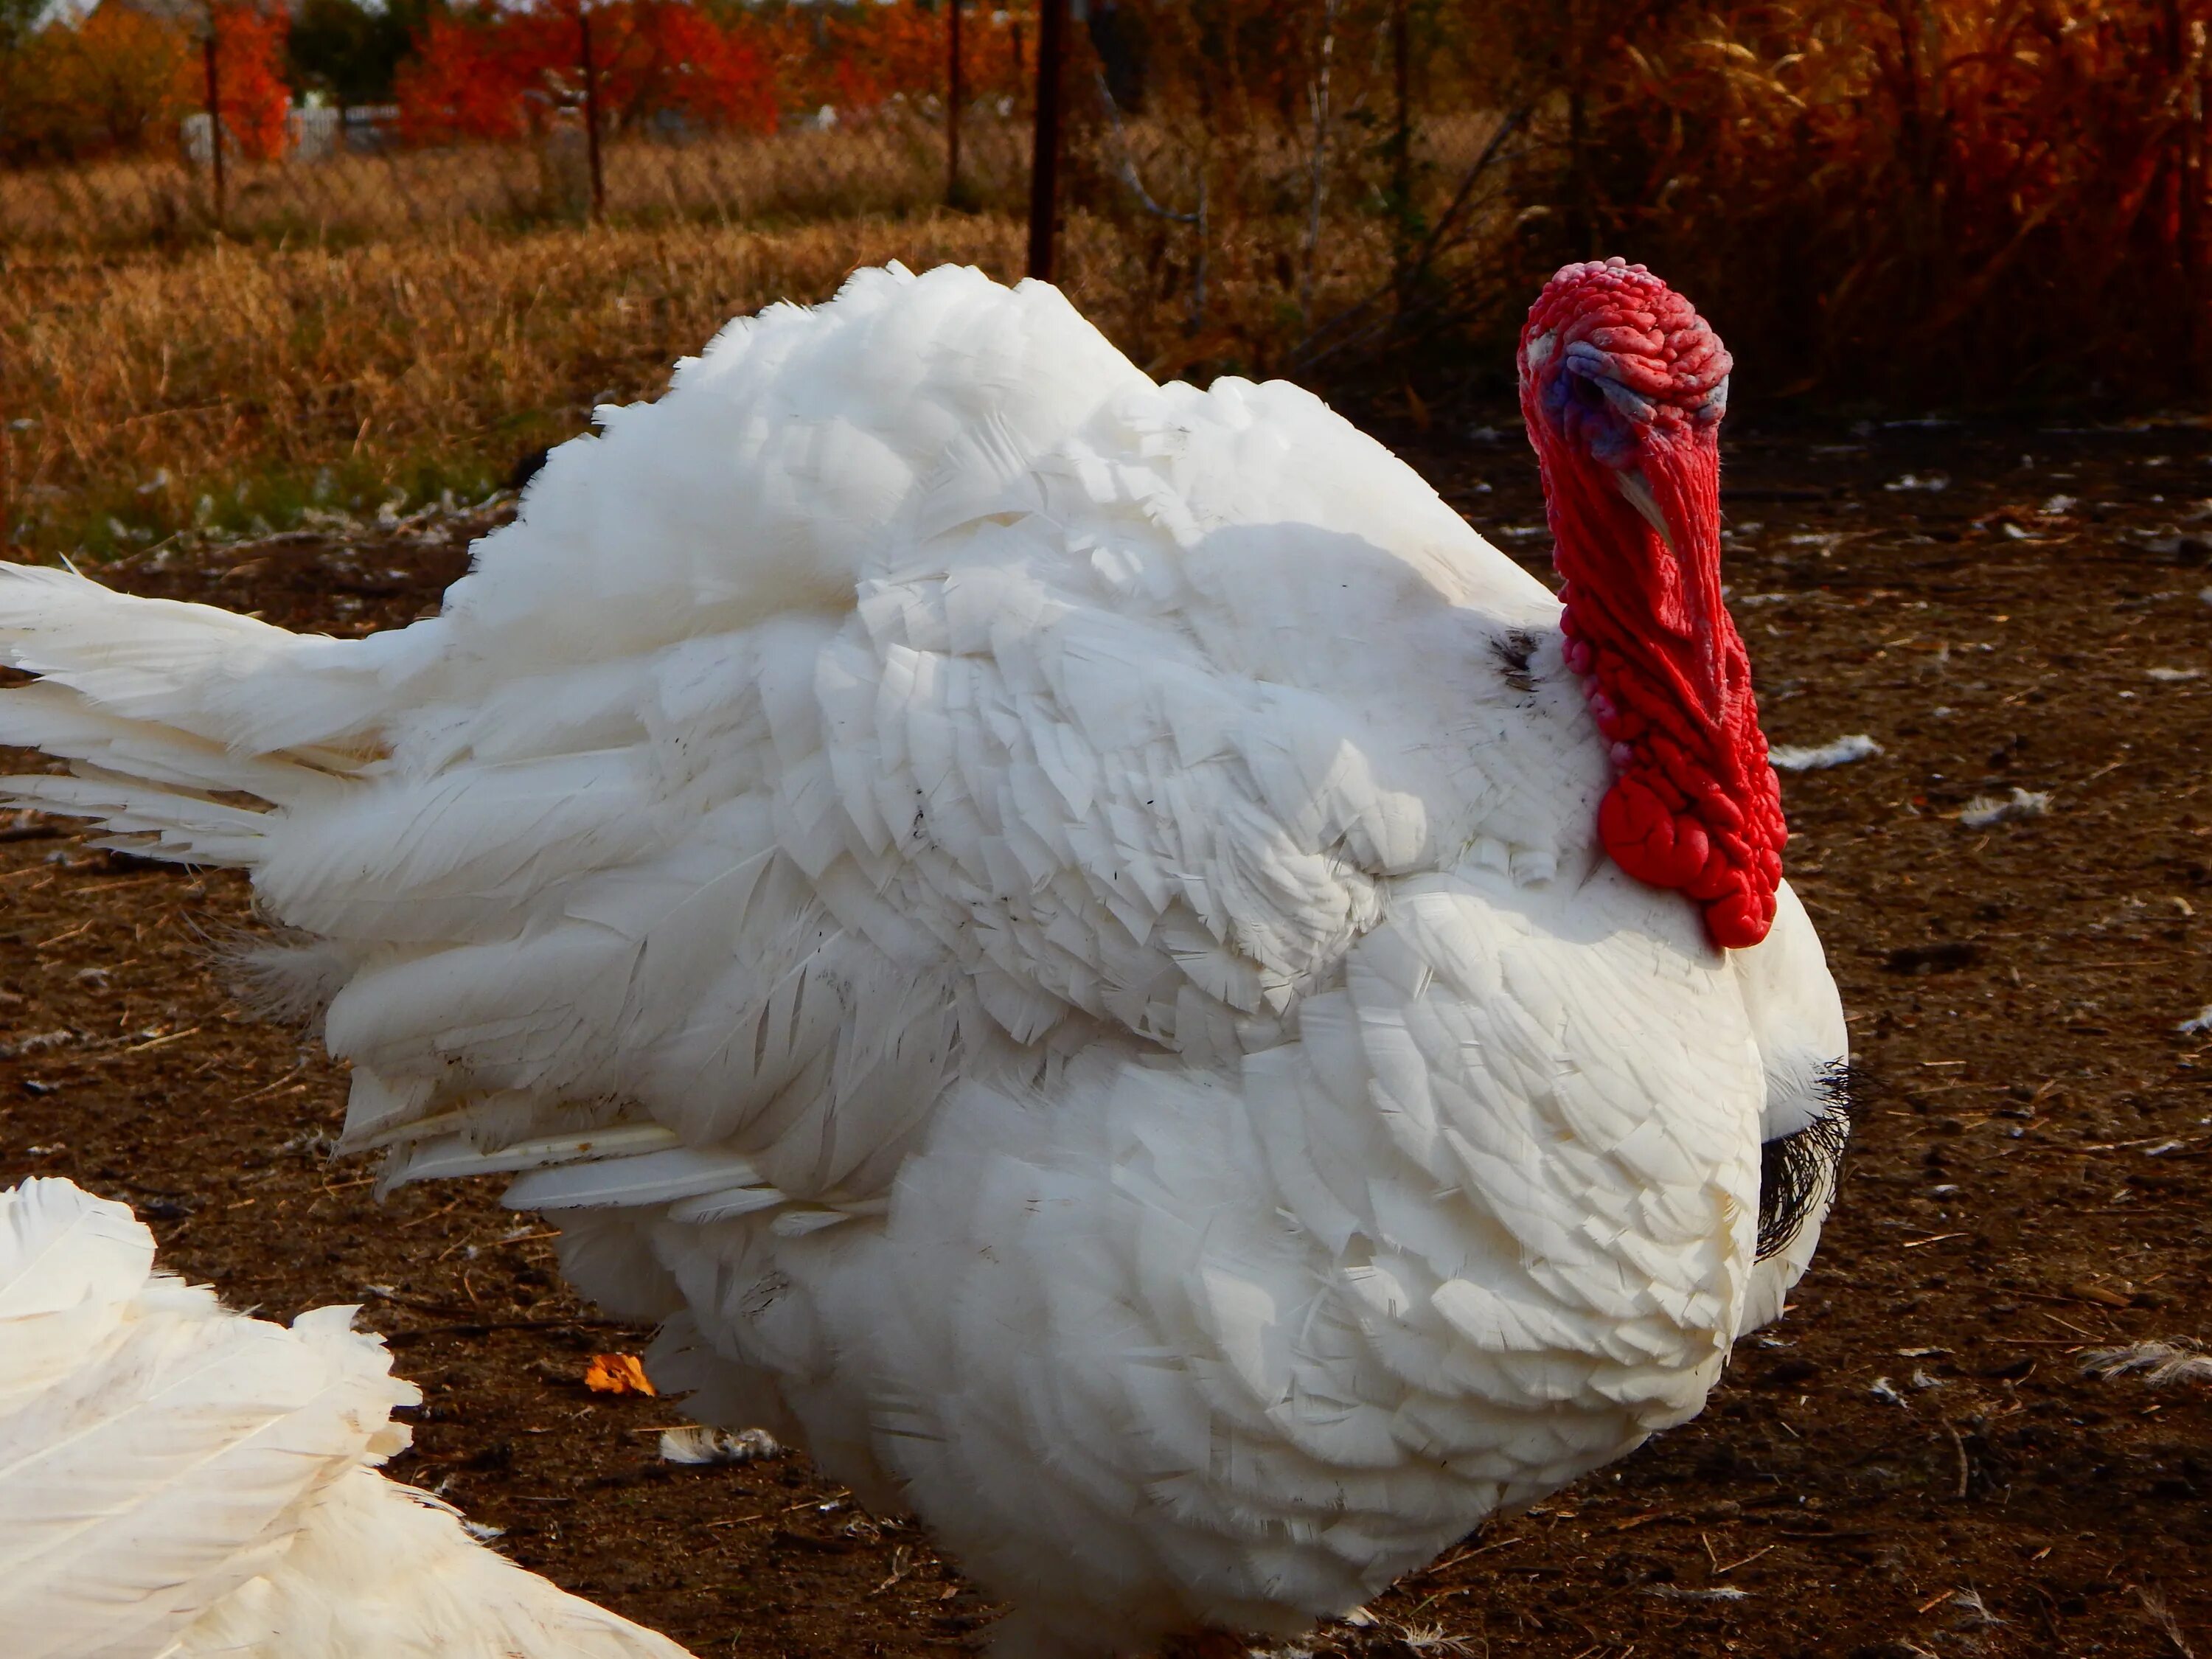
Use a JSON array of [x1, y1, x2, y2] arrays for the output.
[[0, 100, 1514, 562], [4, 414, 2208, 1658], [7, 0, 2212, 563]]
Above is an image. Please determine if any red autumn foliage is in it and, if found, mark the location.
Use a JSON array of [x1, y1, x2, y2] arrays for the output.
[[397, 0, 778, 143], [394, 13, 537, 143], [1492, 0, 2212, 396], [199, 1, 291, 161], [755, 1, 1032, 118], [395, 1, 1038, 145]]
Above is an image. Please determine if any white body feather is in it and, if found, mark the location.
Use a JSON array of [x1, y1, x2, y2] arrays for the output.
[[0, 1177, 695, 1659], [0, 264, 1846, 1655]]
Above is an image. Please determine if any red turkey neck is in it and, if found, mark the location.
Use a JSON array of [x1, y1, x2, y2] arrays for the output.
[[1519, 260, 1786, 950]]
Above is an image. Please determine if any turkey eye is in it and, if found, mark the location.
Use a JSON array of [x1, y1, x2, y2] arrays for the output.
[[1571, 373, 1608, 410]]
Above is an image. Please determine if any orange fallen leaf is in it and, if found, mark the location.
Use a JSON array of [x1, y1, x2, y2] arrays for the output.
[[583, 1352, 656, 1396]]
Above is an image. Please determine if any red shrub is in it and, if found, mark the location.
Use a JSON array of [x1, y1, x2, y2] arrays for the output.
[[611, 1, 779, 132], [1490, 0, 2212, 397], [397, 0, 778, 144], [761, 2, 1029, 115], [201, 1, 291, 161], [394, 1, 1051, 148], [395, 13, 546, 143]]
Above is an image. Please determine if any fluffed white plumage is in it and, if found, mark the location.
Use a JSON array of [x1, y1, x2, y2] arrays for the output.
[[0, 1176, 697, 1659], [0, 262, 1846, 1655]]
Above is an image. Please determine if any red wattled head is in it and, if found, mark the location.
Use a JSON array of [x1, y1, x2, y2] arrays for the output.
[[1517, 258, 1784, 950]]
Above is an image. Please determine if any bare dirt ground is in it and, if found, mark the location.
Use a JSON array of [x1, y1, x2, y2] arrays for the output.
[[3, 414, 2208, 1659]]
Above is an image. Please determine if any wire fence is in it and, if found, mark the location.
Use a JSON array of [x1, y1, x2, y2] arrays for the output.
[[20, 0, 2200, 416], [1, 1, 1557, 563], [3, 10, 1036, 245], [0, 1, 1536, 380], [2, 111, 1037, 246]]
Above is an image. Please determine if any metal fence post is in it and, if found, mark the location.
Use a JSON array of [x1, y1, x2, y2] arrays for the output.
[[947, 0, 963, 208], [580, 4, 605, 222], [1026, 0, 1068, 279], [1390, 0, 1411, 294], [1392, 1, 1411, 202], [2166, 0, 2205, 389], [203, 25, 226, 233]]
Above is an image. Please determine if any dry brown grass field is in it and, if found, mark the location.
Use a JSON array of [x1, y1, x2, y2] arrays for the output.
[[0, 108, 1514, 561], [0, 225, 1485, 559], [2, 214, 1020, 557], [0, 118, 1036, 247]]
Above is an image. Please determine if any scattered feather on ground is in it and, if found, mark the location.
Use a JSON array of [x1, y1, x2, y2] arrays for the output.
[[1949, 1588, 2005, 1628], [2136, 1586, 2197, 1659], [1960, 787, 2051, 828], [1645, 1586, 1752, 1602], [2081, 1340, 2212, 1387], [1770, 734, 1882, 771], [658, 1426, 783, 1466], [2146, 666, 2202, 682], [2178, 1006, 2212, 1036]]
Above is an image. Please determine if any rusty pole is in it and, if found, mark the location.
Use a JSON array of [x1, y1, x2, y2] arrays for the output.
[[203, 27, 226, 232], [1391, 0, 1411, 291], [580, 4, 605, 222], [1026, 0, 1068, 279], [1393, 0, 1411, 205], [947, 0, 963, 208]]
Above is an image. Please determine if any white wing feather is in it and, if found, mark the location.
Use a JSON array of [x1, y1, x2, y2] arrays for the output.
[[0, 1186, 690, 1659], [0, 1178, 695, 1659]]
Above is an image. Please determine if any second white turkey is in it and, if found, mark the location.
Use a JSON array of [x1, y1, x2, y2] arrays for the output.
[[0, 1175, 697, 1659]]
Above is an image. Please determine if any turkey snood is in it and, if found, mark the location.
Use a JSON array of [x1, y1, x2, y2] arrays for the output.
[[1518, 259, 1787, 949]]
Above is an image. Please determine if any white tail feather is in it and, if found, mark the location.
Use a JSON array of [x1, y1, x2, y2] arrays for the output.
[[0, 563, 411, 751], [0, 566, 386, 866]]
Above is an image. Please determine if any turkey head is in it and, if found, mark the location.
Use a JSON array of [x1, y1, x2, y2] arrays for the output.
[[1519, 257, 1786, 950]]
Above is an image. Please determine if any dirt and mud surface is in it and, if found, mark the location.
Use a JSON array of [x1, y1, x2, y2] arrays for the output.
[[3, 414, 2209, 1658]]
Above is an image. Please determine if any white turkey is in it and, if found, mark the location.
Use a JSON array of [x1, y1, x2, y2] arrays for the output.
[[0, 259, 1848, 1655], [0, 1175, 697, 1659]]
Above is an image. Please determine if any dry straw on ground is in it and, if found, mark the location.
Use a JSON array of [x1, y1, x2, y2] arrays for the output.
[[1, 116, 1505, 560], [4, 215, 1032, 554], [0, 121, 1037, 248]]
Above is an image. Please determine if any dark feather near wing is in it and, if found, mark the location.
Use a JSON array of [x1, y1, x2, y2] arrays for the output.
[[1492, 627, 1539, 695], [1756, 1059, 1852, 1260]]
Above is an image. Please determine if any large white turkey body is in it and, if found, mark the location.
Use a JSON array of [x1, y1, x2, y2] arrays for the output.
[[0, 262, 1846, 1655]]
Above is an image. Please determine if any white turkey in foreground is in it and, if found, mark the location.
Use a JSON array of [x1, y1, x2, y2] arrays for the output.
[[0, 1175, 696, 1659], [0, 260, 1848, 1655]]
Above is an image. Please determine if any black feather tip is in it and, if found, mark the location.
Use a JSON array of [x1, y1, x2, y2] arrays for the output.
[[1756, 1059, 1853, 1261]]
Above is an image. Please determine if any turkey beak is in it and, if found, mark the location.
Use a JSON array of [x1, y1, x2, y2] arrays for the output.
[[1613, 468, 1676, 557]]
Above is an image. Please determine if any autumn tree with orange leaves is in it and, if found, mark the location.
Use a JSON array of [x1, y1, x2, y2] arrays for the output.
[[0, 0, 289, 163]]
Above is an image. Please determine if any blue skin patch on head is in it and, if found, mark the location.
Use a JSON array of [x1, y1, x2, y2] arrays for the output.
[[1536, 339, 1730, 468], [1540, 349, 1645, 469]]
